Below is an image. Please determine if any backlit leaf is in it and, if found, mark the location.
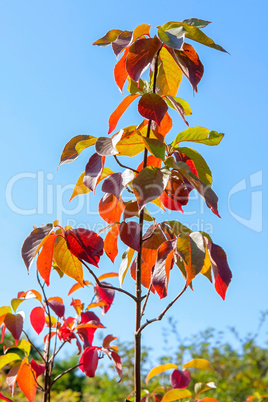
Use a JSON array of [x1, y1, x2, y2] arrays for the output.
[[0, 392, 13, 402], [6, 339, 31, 357], [205, 239, 232, 300], [114, 48, 129, 93], [30, 307, 45, 334], [158, 25, 185, 50], [131, 24, 151, 43], [68, 280, 92, 296], [70, 167, 113, 201], [98, 272, 118, 281], [79, 347, 99, 377], [126, 37, 162, 81], [138, 93, 168, 126], [93, 29, 122, 46], [132, 166, 170, 210], [161, 389, 192, 401], [170, 369, 191, 389], [104, 224, 120, 263], [111, 351, 122, 381], [152, 239, 176, 298], [172, 43, 204, 92], [119, 248, 135, 287], [21, 224, 53, 272], [99, 193, 125, 224], [108, 94, 140, 134], [142, 137, 166, 160], [116, 130, 145, 156], [94, 283, 115, 314], [30, 359, 46, 378], [194, 382, 217, 397], [156, 46, 183, 97], [146, 363, 178, 383], [171, 127, 224, 147], [119, 221, 140, 252], [47, 299, 65, 318], [53, 236, 83, 286], [65, 229, 104, 267], [36, 233, 57, 286], [4, 313, 24, 345], [123, 200, 154, 222], [17, 358, 37, 402], [183, 358, 214, 371], [59, 135, 97, 166], [83, 153, 104, 192], [182, 18, 211, 28], [0, 353, 21, 371], [178, 147, 212, 185], [164, 95, 188, 126]]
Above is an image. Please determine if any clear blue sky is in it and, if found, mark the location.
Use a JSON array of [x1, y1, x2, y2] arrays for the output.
[[1, 0, 267, 362]]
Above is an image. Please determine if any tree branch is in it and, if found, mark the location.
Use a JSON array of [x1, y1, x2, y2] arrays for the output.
[[113, 155, 139, 173], [137, 283, 188, 334], [22, 330, 46, 364], [50, 364, 81, 388], [80, 260, 137, 302]]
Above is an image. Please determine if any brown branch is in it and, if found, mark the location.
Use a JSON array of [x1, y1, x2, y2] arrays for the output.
[[140, 282, 152, 318], [49, 339, 68, 363], [49, 364, 81, 388], [113, 155, 139, 173], [80, 260, 137, 302], [137, 283, 188, 335]]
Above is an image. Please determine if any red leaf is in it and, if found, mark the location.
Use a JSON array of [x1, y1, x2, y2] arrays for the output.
[[152, 111, 173, 139], [111, 351, 122, 381], [138, 93, 168, 126], [30, 307, 45, 335], [126, 37, 162, 81], [65, 229, 104, 267], [83, 153, 104, 192], [99, 193, 125, 224], [36, 233, 57, 286], [170, 369, 191, 389], [108, 94, 140, 134], [79, 347, 99, 377], [47, 299, 65, 318], [114, 47, 129, 93], [102, 170, 134, 200], [77, 312, 105, 348], [172, 43, 204, 92], [207, 241, 232, 300], [102, 334, 117, 349], [30, 359, 46, 378], [104, 224, 120, 263], [152, 239, 176, 298], [4, 313, 23, 345], [160, 171, 189, 212], [94, 283, 115, 314], [119, 221, 140, 252]]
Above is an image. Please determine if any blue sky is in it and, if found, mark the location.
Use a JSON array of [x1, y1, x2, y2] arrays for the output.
[[1, 0, 267, 362]]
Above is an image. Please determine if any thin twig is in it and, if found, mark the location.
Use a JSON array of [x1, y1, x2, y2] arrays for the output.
[[113, 155, 139, 173], [136, 283, 188, 335], [22, 330, 46, 364], [81, 260, 137, 302], [49, 364, 81, 388], [49, 339, 68, 363]]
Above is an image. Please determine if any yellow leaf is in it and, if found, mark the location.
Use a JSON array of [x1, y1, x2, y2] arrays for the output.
[[183, 358, 214, 371], [53, 237, 83, 286], [161, 389, 192, 401], [157, 46, 183, 97], [70, 167, 113, 201], [0, 353, 21, 370], [146, 363, 178, 383]]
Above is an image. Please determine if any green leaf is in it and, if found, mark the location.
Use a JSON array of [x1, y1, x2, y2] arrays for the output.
[[146, 363, 178, 383], [183, 358, 214, 371], [158, 26, 185, 50], [171, 127, 224, 147], [127, 78, 150, 95], [161, 389, 192, 401], [132, 166, 170, 210], [160, 221, 192, 237], [178, 147, 212, 185], [59, 135, 97, 166], [182, 18, 211, 28], [93, 29, 122, 46], [0, 353, 21, 370], [142, 137, 166, 160], [162, 22, 227, 52]]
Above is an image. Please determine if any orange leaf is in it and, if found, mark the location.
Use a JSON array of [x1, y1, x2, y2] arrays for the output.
[[68, 280, 92, 296], [152, 111, 172, 139], [152, 239, 176, 298], [104, 224, 120, 263], [99, 194, 125, 224], [114, 48, 129, 93], [17, 359, 37, 402], [108, 94, 140, 134], [36, 233, 57, 286]]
